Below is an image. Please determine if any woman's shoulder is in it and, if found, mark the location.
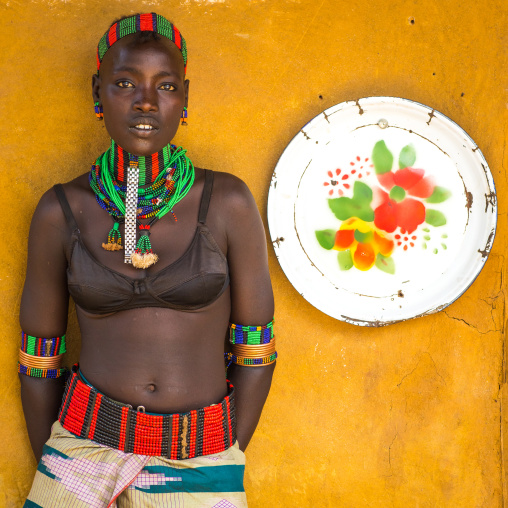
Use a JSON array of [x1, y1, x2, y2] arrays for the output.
[[32, 173, 90, 226], [59, 172, 92, 197], [203, 169, 262, 239], [209, 170, 256, 212]]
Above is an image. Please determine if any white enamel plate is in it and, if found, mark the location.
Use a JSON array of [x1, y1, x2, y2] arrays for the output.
[[267, 97, 497, 326]]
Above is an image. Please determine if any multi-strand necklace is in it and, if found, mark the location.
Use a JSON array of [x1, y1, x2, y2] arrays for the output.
[[89, 140, 195, 269]]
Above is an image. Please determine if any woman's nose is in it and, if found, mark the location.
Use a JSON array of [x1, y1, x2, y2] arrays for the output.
[[133, 86, 158, 112]]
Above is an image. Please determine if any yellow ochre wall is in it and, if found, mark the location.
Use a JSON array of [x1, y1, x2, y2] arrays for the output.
[[0, 0, 507, 506]]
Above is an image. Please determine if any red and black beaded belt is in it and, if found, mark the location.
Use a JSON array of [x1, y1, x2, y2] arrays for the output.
[[58, 365, 236, 459]]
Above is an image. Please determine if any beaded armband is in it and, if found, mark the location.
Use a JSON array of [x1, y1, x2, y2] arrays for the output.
[[18, 332, 67, 379], [229, 319, 274, 345], [226, 319, 277, 368]]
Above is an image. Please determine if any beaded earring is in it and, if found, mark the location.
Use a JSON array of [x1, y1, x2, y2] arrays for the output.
[[181, 107, 188, 126], [94, 101, 104, 120]]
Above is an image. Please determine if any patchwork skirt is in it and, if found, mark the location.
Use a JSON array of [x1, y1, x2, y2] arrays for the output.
[[24, 421, 247, 508]]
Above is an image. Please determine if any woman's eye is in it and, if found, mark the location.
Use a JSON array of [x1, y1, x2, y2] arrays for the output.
[[117, 81, 133, 88], [160, 84, 176, 91]]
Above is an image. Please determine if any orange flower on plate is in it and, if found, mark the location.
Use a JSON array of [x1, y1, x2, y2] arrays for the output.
[[333, 218, 395, 272]]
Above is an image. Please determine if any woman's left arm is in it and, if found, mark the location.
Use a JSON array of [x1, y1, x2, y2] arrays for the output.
[[219, 174, 275, 452]]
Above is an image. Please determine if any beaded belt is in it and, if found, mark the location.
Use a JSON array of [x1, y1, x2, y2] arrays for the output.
[[58, 365, 236, 459]]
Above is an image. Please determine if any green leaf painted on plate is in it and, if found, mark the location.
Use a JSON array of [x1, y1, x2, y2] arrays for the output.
[[375, 253, 395, 274], [315, 229, 336, 250], [372, 140, 394, 174], [338, 250, 353, 270], [399, 144, 416, 169], [354, 229, 373, 243], [425, 209, 447, 227], [426, 186, 451, 203], [328, 181, 374, 222], [389, 185, 406, 202]]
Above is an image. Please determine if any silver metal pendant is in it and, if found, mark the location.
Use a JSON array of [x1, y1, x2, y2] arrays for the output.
[[124, 165, 139, 263]]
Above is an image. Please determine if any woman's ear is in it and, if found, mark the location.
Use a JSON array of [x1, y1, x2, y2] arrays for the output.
[[184, 79, 190, 109], [92, 73, 101, 103]]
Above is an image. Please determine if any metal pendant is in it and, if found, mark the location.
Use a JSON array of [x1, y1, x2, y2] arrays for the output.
[[124, 164, 139, 263]]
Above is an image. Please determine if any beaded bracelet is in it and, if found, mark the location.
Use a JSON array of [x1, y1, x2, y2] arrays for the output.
[[229, 318, 274, 345], [19, 332, 67, 378], [18, 364, 67, 379], [231, 339, 276, 357], [226, 338, 277, 368], [226, 351, 277, 367]]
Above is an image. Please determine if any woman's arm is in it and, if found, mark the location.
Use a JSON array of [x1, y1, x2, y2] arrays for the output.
[[19, 188, 70, 462], [219, 174, 275, 451]]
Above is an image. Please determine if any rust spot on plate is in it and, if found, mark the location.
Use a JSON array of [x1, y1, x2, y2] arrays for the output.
[[465, 191, 473, 209], [300, 129, 310, 140], [355, 99, 364, 115], [426, 109, 435, 125], [485, 192, 496, 212], [398, 290, 404, 298], [273, 237, 285, 247], [478, 229, 495, 258]]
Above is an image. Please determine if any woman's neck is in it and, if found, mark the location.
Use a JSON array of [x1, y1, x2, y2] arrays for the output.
[[109, 140, 173, 186]]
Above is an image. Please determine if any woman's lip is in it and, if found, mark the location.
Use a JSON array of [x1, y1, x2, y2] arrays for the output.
[[130, 117, 159, 128], [129, 126, 160, 137]]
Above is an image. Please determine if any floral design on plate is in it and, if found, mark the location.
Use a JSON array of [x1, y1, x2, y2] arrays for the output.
[[315, 140, 451, 274]]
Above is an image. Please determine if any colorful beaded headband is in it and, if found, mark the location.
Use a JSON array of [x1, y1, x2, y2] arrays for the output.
[[97, 13, 187, 75]]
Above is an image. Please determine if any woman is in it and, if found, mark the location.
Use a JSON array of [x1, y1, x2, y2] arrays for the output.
[[20, 13, 275, 507]]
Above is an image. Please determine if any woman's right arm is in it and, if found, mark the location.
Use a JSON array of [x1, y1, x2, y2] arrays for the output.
[[19, 188, 70, 462]]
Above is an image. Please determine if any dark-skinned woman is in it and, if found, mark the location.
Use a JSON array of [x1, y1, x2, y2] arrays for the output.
[[20, 13, 275, 507]]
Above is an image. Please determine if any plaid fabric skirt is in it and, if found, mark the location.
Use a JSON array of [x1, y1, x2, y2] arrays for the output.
[[24, 421, 247, 508]]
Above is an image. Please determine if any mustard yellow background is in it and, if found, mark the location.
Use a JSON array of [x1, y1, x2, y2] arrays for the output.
[[1, 0, 507, 506]]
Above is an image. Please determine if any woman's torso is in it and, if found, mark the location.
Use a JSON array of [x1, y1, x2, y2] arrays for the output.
[[58, 167, 232, 413]]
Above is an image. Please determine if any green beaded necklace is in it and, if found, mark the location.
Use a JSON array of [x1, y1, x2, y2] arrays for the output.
[[89, 140, 195, 268]]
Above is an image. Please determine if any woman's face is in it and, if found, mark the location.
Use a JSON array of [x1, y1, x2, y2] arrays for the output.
[[92, 34, 188, 156]]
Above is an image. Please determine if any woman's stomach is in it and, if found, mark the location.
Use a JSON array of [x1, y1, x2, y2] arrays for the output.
[[75, 296, 231, 413]]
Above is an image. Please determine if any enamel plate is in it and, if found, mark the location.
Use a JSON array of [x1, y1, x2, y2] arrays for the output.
[[267, 97, 497, 326]]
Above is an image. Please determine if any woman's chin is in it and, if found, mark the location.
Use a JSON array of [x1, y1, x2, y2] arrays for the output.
[[110, 134, 171, 156]]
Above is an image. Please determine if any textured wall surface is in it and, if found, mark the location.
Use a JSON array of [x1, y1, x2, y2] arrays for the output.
[[1, 0, 507, 506]]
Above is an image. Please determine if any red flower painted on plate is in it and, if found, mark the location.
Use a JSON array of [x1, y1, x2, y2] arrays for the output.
[[394, 228, 418, 251], [323, 157, 372, 196], [372, 141, 450, 234], [374, 193, 426, 234]]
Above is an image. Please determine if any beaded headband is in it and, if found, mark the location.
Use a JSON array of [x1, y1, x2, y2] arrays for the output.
[[97, 13, 187, 75]]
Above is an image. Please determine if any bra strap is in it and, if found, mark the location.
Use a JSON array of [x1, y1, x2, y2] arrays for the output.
[[53, 184, 79, 232], [198, 169, 214, 224]]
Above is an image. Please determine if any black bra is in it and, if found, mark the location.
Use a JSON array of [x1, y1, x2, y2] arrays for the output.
[[54, 170, 229, 314]]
